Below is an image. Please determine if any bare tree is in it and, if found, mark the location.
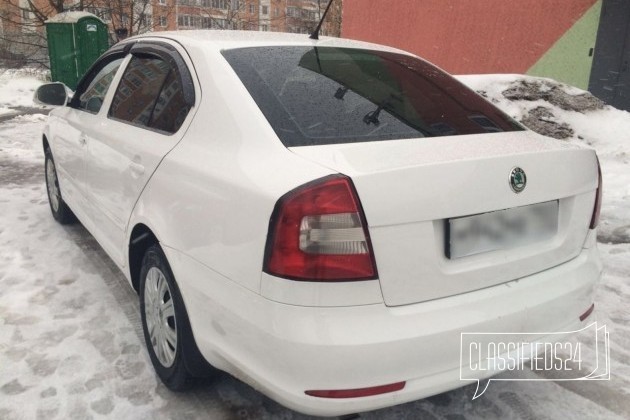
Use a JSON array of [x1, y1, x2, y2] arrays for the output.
[[91, 0, 175, 43], [223, 0, 259, 30], [312, 0, 341, 37], [0, 0, 175, 68], [175, 0, 271, 32], [0, 0, 73, 67], [283, 0, 340, 36], [323, 0, 342, 37]]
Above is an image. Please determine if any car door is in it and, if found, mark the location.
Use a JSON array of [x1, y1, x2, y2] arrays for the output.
[[85, 41, 196, 267], [49, 52, 125, 222]]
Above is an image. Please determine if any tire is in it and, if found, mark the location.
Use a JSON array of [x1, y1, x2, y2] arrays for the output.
[[44, 149, 75, 224], [139, 244, 210, 390]]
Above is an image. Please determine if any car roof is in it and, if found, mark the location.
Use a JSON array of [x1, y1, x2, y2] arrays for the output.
[[126, 30, 411, 56]]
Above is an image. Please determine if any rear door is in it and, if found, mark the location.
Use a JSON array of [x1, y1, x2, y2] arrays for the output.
[[84, 41, 197, 266]]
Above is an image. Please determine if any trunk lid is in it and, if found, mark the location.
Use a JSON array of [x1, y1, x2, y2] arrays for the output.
[[290, 131, 598, 306]]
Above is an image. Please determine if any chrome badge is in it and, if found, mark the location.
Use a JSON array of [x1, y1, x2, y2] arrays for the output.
[[510, 167, 527, 193]]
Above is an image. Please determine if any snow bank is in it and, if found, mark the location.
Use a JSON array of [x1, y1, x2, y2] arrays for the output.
[[0, 69, 46, 116], [457, 74, 630, 246]]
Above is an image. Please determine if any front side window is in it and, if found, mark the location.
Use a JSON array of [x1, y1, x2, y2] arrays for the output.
[[109, 54, 191, 134], [223, 47, 524, 147], [76, 58, 124, 113]]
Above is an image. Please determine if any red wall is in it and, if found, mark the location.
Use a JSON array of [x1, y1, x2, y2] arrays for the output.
[[342, 0, 597, 74]]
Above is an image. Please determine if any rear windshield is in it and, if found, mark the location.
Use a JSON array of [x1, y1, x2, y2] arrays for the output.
[[222, 46, 523, 147]]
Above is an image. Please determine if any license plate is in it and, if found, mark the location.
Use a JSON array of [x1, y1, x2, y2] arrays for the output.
[[446, 201, 559, 259]]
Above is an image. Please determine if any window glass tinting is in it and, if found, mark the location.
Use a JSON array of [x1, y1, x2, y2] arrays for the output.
[[109, 55, 190, 133], [223, 47, 524, 147], [148, 69, 190, 133]]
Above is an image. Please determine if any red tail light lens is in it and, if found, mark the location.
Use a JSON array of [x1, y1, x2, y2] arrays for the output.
[[305, 381, 406, 398], [589, 156, 602, 229], [264, 175, 377, 281], [579, 303, 595, 322]]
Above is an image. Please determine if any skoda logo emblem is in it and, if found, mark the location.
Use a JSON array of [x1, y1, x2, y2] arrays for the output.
[[509, 167, 527, 193], [510, 166, 527, 194]]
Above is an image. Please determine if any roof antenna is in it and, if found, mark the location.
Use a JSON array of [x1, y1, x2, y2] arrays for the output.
[[310, 0, 335, 40]]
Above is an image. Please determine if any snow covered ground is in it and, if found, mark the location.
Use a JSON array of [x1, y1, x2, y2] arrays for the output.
[[0, 73, 629, 419], [0, 70, 46, 117]]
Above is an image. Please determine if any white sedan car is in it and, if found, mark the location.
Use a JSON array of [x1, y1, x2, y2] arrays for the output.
[[35, 31, 602, 416]]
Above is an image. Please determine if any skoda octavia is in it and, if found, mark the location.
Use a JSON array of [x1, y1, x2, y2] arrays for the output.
[[35, 31, 602, 416]]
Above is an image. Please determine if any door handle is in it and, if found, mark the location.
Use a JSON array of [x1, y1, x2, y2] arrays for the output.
[[79, 135, 87, 146], [129, 161, 145, 177]]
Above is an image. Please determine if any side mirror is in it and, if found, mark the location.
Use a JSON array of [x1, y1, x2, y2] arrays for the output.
[[33, 83, 69, 107]]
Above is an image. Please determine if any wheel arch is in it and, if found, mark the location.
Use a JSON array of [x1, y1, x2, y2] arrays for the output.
[[131, 223, 215, 378], [128, 223, 160, 293]]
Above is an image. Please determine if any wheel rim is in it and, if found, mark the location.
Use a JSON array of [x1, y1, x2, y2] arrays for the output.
[[46, 158, 60, 212], [144, 267, 177, 368]]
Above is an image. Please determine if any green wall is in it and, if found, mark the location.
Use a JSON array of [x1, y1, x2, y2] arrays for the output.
[[527, 0, 602, 89]]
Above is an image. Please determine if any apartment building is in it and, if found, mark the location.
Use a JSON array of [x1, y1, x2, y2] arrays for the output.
[[167, 0, 339, 35], [0, 0, 339, 39], [0, 0, 340, 67]]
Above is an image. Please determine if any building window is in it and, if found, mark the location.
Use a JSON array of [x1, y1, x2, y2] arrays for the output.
[[159, 0, 166, 5], [249, 4, 255, 14], [212, 0, 228, 9], [159, 16, 167, 27], [178, 15, 193, 27], [214, 18, 229, 29], [262, 5, 268, 15], [261, 24, 268, 31]]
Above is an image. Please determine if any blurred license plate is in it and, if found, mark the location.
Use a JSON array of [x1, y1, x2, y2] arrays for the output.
[[447, 201, 558, 259]]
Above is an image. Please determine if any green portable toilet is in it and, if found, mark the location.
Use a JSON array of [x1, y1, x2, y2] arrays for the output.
[[45, 11, 109, 90]]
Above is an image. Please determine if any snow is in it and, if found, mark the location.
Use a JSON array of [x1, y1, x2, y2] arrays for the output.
[[45, 11, 103, 24], [0, 70, 45, 116], [0, 72, 629, 419], [457, 74, 630, 247]]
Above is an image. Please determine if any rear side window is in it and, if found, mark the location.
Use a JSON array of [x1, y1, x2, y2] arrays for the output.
[[223, 47, 524, 147], [109, 55, 190, 134]]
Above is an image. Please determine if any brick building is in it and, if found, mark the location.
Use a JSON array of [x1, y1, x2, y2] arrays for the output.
[[0, 0, 341, 67], [1, 0, 340, 42]]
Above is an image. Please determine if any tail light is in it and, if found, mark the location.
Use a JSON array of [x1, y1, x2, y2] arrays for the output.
[[579, 303, 595, 322], [589, 156, 602, 229], [264, 175, 378, 281], [305, 381, 406, 398]]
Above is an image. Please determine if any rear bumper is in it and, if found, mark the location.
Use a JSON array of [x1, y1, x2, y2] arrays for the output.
[[166, 244, 601, 417]]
